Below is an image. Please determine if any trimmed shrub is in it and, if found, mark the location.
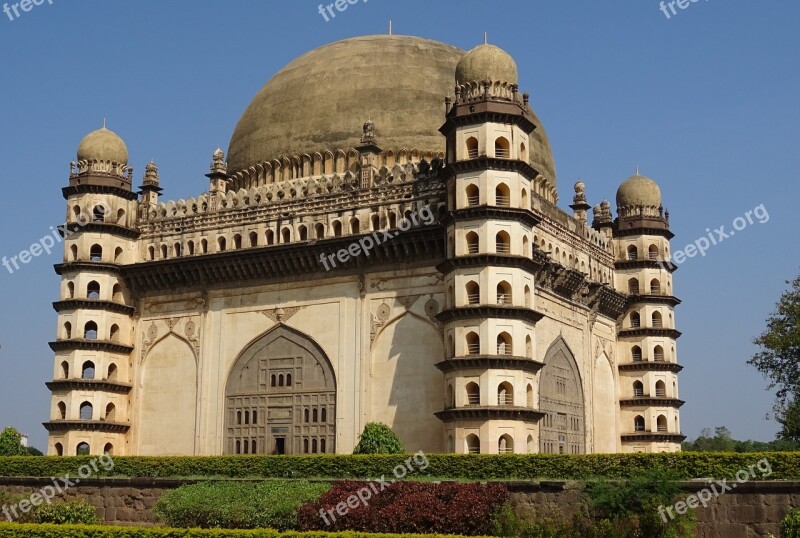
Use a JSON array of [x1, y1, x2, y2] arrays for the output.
[[33, 500, 100, 525], [297, 480, 508, 536], [782, 508, 800, 537], [153, 480, 330, 530], [0, 452, 796, 481], [0, 523, 484, 537], [352, 424, 404, 455]]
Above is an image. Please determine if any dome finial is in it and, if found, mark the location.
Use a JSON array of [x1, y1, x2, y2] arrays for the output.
[[389, 20, 392, 35], [484, 32, 488, 45], [102, 117, 106, 129], [636, 164, 640, 175]]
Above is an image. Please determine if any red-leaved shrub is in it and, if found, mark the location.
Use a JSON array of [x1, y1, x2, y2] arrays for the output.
[[297, 480, 508, 536]]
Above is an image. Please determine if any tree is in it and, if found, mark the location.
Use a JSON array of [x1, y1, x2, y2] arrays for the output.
[[748, 273, 800, 431], [0, 427, 27, 457], [353, 422, 404, 454]]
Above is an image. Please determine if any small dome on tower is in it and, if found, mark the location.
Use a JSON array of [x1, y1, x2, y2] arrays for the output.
[[616, 173, 662, 209], [77, 125, 128, 164], [456, 43, 518, 85]]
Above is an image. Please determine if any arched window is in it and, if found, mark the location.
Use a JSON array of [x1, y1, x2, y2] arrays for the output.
[[249, 232, 258, 247], [497, 332, 512, 355], [112, 284, 123, 303], [652, 312, 663, 328], [498, 434, 514, 454], [657, 415, 668, 432], [114, 247, 123, 262], [466, 137, 479, 159], [72, 205, 82, 220], [525, 335, 532, 358], [252, 411, 258, 425], [521, 189, 528, 210], [627, 245, 638, 260], [109, 324, 120, 342], [447, 384, 455, 408], [218, 237, 227, 251], [495, 183, 510, 207], [526, 384, 534, 407], [83, 322, 98, 340], [244, 410, 250, 425], [303, 439, 309, 453], [633, 381, 644, 397], [654, 345, 665, 362], [496, 281, 511, 305], [57, 401, 66, 420], [82, 361, 95, 379], [233, 235, 242, 250], [76, 442, 90, 456], [286, 373, 292, 386], [370, 214, 380, 231], [304, 409, 310, 422], [312, 439, 318, 454], [298, 226, 308, 241], [466, 434, 480, 454], [148, 246, 155, 260], [634, 415, 645, 432], [466, 231, 480, 254], [650, 279, 661, 295], [524, 285, 531, 308], [79, 402, 93, 420], [655, 380, 666, 397], [63, 322, 72, 340], [630, 312, 641, 328], [466, 281, 480, 305], [201, 238, 209, 253], [495, 137, 510, 159], [631, 346, 643, 362], [92, 205, 106, 223], [174, 243, 182, 257], [628, 278, 640, 295], [496, 231, 511, 254], [466, 332, 480, 355], [497, 382, 513, 405], [265, 231, 274, 246], [67, 281, 75, 298], [107, 364, 118, 381], [648, 244, 659, 260], [270, 375, 276, 387], [321, 408, 327, 422], [278, 374, 284, 387], [55, 443, 64, 456], [466, 184, 480, 207], [527, 434, 534, 453], [70, 244, 78, 261], [103, 443, 114, 456], [350, 218, 360, 235], [523, 236, 530, 257], [312, 408, 319, 422], [332, 221, 342, 237], [466, 382, 480, 406], [161, 244, 168, 259], [315, 223, 325, 239], [117, 208, 126, 225], [89, 245, 102, 261], [61, 361, 69, 379], [448, 435, 455, 453], [105, 403, 116, 421]]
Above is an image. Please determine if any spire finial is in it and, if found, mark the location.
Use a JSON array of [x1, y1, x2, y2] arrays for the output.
[[484, 32, 488, 45], [102, 117, 106, 129], [389, 20, 392, 35], [636, 164, 640, 175]]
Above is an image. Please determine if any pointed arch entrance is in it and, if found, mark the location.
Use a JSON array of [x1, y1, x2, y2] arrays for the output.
[[225, 324, 336, 455], [539, 337, 585, 454]]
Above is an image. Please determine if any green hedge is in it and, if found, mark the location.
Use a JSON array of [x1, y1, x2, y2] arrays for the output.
[[0, 453, 794, 481], [0, 523, 484, 538]]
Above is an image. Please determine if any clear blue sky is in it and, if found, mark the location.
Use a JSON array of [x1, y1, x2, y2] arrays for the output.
[[0, 0, 798, 451]]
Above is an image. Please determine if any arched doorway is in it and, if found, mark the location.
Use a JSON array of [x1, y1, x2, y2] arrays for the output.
[[539, 337, 586, 454], [225, 324, 336, 455]]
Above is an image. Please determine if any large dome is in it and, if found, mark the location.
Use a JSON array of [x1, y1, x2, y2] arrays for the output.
[[77, 126, 128, 164], [227, 34, 556, 186]]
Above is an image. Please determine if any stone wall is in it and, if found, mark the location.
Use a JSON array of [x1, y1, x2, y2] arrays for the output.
[[1, 478, 798, 536]]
